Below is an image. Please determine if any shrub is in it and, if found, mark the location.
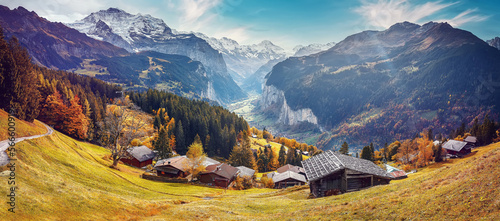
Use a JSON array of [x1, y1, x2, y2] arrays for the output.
[[260, 176, 275, 188], [233, 176, 253, 190]]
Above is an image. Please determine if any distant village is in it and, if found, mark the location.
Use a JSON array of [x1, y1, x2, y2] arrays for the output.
[[119, 134, 481, 198]]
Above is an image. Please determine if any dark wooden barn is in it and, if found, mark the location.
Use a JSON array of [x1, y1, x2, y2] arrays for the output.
[[302, 150, 393, 197], [121, 146, 156, 168], [200, 163, 239, 188], [442, 140, 472, 157], [272, 171, 307, 189]]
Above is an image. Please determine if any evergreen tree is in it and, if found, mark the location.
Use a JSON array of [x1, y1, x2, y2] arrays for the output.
[[361, 145, 373, 161], [434, 143, 443, 163], [257, 151, 269, 172], [154, 127, 172, 159], [339, 142, 349, 155], [175, 120, 186, 155], [278, 145, 286, 166]]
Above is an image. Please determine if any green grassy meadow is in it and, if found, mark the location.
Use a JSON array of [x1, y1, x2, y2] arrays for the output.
[[0, 115, 499, 220]]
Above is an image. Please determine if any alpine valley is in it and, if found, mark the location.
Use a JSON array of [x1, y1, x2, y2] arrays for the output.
[[1, 5, 499, 152], [260, 21, 500, 150]]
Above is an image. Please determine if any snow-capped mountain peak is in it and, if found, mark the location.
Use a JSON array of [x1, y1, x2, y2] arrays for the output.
[[292, 42, 336, 57], [69, 8, 172, 45], [192, 33, 287, 83]]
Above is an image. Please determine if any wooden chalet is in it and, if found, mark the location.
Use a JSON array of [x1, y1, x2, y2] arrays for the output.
[[277, 164, 306, 175], [302, 150, 392, 197], [442, 140, 472, 157], [272, 171, 307, 189], [154, 156, 189, 178], [200, 163, 239, 188], [121, 146, 156, 168], [154, 156, 220, 178]]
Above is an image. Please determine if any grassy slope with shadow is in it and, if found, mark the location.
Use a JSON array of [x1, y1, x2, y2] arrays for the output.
[[0, 112, 498, 220]]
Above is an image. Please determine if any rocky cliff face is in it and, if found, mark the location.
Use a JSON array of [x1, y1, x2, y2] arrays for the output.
[[261, 85, 318, 125], [68, 8, 245, 103]]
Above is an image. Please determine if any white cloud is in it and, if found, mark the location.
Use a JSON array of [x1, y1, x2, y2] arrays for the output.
[[213, 27, 249, 42], [178, 0, 221, 29], [437, 8, 489, 27], [354, 0, 487, 29]]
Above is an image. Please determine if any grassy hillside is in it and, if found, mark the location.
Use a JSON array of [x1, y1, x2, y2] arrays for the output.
[[0, 114, 499, 220], [0, 109, 47, 140]]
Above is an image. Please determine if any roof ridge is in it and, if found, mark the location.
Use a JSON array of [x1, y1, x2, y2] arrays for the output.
[[330, 150, 344, 167]]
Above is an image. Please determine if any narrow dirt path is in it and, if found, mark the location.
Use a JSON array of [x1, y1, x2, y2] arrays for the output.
[[0, 122, 53, 166]]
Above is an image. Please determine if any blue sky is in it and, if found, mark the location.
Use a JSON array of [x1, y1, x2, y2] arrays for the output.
[[1, 0, 499, 51]]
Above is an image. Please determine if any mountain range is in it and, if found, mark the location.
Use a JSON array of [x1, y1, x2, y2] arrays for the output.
[[0, 6, 129, 70], [261, 21, 500, 149], [191, 33, 287, 85], [67, 8, 246, 104]]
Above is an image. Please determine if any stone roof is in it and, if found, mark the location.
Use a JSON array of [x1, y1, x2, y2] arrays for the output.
[[277, 164, 305, 174], [442, 140, 468, 152], [301, 150, 392, 182], [236, 166, 256, 178], [464, 136, 477, 143], [126, 146, 156, 162], [154, 156, 188, 172], [272, 171, 307, 183], [155, 155, 220, 169]]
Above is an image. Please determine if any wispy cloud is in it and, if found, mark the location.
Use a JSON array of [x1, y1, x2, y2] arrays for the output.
[[178, 0, 222, 28], [354, 0, 487, 29], [213, 27, 250, 42], [438, 8, 489, 27]]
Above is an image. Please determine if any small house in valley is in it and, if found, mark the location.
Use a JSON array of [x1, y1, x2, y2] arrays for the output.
[[200, 163, 239, 188], [272, 171, 307, 189], [122, 146, 156, 168], [154, 156, 189, 178], [154, 155, 220, 178], [442, 140, 472, 157], [236, 166, 256, 178], [302, 150, 392, 197]]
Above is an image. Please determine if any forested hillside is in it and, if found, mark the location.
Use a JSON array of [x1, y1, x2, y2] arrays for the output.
[[128, 89, 249, 158], [0, 25, 118, 141]]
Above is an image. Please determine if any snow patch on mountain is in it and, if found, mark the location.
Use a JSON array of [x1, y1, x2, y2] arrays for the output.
[[292, 42, 336, 57], [191, 32, 287, 84]]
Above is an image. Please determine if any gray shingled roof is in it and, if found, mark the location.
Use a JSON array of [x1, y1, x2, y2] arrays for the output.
[[442, 140, 468, 152], [272, 171, 307, 183], [301, 150, 392, 182], [464, 136, 477, 143], [277, 164, 305, 174], [202, 163, 239, 180], [155, 155, 220, 168], [236, 166, 256, 177], [127, 146, 156, 162]]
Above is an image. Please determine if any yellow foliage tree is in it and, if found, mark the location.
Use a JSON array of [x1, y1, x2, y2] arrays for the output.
[[185, 140, 206, 181], [416, 132, 434, 167]]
